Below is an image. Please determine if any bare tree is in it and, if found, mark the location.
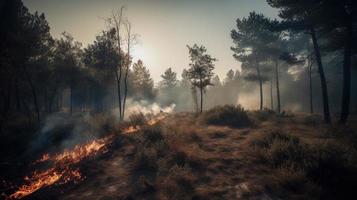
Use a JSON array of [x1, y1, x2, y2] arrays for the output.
[[122, 20, 138, 120], [108, 6, 125, 120]]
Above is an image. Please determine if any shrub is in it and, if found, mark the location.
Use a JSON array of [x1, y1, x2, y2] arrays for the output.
[[157, 165, 195, 200], [141, 125, 165, 144], [132, 146, 158, 172], [250, 131, 357, 199], [305, 142, 357, 199], [200, 105, 251, 128], [303, 114, 322, 126], [129, 112, 146, 126], [251, 131, 307, 167], [253, 108, 276, 121]]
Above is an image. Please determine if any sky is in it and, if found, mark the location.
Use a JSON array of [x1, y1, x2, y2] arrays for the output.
[[23, 0, 278, 83]]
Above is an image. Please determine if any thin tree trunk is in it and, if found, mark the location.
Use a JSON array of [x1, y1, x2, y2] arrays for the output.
[[270, 78, 274, 110], [339, 21, 352, 124], [44, 88, 48, 113], [308, 56, 314, 114], [0, 83, 12, 133], [256, 61, 263, 110], [122, 22, 131, 120], [200, 79, 203, 113], [115, 70, 122, 119], [113, 7, 124, 120], [15, 78, 21, 112], [22, 64, 40, 125], [275, 59, 281, 113], [192, 87, 199, 112], [122, 65, 129, 119], [58, 90, 62, 111], [310, 28, 331, 124], [48, 88, 58, 113], [22, 98, 32, 124], [70, 84, 73, 114]]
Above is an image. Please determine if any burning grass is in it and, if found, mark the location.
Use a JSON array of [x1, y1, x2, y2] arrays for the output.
[[3, 110, 357, 200], [6, 136, 112, 199], [9, 167, 82, 199], [4, 113, 167, 199]]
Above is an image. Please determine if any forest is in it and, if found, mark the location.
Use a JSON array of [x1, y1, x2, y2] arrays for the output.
[[1, 0, 357, 199]]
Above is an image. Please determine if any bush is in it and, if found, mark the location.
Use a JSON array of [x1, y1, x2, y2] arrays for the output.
[[251, 131, 307, 167], [129, 112, 146, 126], [157, 165, 195, 200], [306, 143, 357, 198], [303, 114, 322, 126], [250, 131, 357, 199], [141, 125, 164, 144], [253, 108, 276, 121], [200, 105, 251, 128], [132, 146, 158, 172]]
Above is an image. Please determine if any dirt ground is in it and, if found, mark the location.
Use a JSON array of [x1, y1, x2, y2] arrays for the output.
[[6, 112, 357, 200]]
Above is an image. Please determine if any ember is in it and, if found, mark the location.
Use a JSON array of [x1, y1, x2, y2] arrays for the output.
[[9, 168, 82, 199], [123, 114, 166, 134], [7, 137, 111, 199]]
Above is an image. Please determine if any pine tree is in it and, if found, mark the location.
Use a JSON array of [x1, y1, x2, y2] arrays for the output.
[[187, 44, 216, 113]]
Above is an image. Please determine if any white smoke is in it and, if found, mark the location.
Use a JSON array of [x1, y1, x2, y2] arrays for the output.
[[112, 99, 176, 119]]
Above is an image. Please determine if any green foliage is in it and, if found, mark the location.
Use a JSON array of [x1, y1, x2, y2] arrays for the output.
[[83, 29, 120, 83], [187, 44, 216, 92], [131, 60, 156, 100], [160, 67, 178, 88], [200, 105, 251, 128]]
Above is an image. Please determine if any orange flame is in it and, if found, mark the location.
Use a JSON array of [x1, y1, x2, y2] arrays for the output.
[[9, 168, 82, 199], [7, 114, 166, 199], [7, 137, 110, 199], [122, 114, 166, 134]]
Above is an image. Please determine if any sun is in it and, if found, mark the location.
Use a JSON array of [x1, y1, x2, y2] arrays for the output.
[[131, 45, 145, 62]]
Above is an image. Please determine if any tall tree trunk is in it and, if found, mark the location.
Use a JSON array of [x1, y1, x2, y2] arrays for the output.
[[308, 56, 314, 114], [15, 78, 21, 112], [113, 7, 124, 120], [70, 84, 73, 114], [115, 70, 122, 119], [275, 59, 281, 113], [44, 88, 48, 113], [122, 22, 132, 120], [270, 78, 274, 110], [310, 28, 331, 124], [22, 64, 40, 125], [192, 87, 199, 112], [339, 21, 353, 124], [0, 83, 12, 133], [200, 86, 203, 113], [58, 90, 62, 111], [122, 63, 129, 120], [256, 61, 263, 110], [48, 88, 57, 113]]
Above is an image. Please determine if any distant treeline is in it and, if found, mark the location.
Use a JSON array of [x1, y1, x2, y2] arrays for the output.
[[1, 0, 357, 133]]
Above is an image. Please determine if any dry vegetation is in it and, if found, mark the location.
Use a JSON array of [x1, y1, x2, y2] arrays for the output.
[[2, 107, 357, 200]]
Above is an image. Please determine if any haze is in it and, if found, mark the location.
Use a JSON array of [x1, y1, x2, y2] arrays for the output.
[[23, 0, 278, 82]]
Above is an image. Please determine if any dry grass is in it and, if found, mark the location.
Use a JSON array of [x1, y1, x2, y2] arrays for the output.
[[13, 109, 355, 200], [248, 130, 357, 199]]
